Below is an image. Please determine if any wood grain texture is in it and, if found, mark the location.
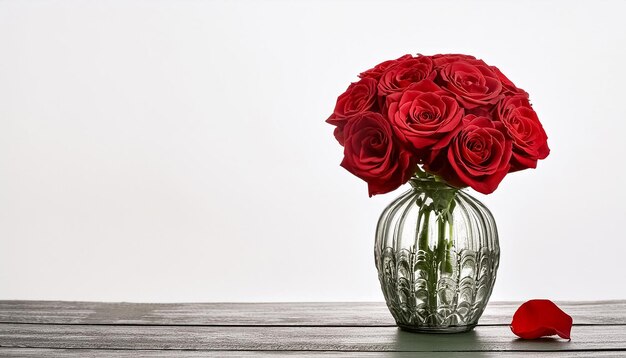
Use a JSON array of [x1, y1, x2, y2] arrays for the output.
[[1, 301, 625, 357], [1, 348, 624, 358], [1, 324, 624, 352], [1, 301, 625, 326]]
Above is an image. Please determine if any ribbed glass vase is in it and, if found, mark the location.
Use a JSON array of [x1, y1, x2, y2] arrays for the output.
[[374, 176, 500, 333]]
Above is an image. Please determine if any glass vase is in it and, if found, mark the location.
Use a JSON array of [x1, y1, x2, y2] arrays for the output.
[[374, 176, 500, 333]]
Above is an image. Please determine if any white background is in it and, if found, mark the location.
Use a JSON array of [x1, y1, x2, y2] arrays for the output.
[[1, 0, 625, 302]]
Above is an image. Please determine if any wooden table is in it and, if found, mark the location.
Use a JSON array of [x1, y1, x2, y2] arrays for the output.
[[0, 301, 624, 357]]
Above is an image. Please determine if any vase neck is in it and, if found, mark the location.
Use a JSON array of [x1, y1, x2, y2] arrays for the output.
[[409, 176, 458, 192]]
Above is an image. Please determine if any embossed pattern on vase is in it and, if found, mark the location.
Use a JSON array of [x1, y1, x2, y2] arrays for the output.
[[375, 183, 500, 331]]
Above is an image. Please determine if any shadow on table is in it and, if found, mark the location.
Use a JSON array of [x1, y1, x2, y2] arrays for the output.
[[390, 328, 488, 356], [388, 326, 571, 357], [510, 336, 572, 348]]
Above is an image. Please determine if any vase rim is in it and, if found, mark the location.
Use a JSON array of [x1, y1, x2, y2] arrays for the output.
[[409, 176, 459, 190]]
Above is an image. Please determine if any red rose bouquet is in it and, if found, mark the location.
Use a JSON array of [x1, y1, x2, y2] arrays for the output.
[[327, 53, 549, 196]]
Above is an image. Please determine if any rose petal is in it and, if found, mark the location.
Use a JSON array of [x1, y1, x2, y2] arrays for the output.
[[510, 299, 573, 340]]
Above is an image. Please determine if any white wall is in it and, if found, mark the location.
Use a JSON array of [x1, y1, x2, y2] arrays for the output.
[[1, 0, 625, 302]]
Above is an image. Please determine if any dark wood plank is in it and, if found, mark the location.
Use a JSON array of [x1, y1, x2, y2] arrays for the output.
[[1, 301, 624, 326], [1, 348, 623, 358], [0, 324, 624, 352]]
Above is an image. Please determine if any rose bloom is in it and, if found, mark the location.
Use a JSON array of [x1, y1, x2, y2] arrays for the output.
[[426, 115, 513, 194], [326, 77, 378, 145], [359, 54, 413, 81], [377, 55, 436, 96], [496, 94, 550, 171], [386, 79, 464, 154], [438, 58, 503, 109], [490, 66, 529, 97], [340, 111, 415, 196], [431, 53, 477, 69], [465, 105, 494, 118]]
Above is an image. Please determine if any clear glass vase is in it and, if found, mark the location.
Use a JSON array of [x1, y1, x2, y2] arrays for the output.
[[374, 176, 500, 333]]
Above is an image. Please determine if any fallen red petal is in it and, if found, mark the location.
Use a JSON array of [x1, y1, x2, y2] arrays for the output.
[[510, 299, 573, 340]]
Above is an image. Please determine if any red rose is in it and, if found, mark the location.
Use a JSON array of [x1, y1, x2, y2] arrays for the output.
[[359, 54, 413, 80], [426, 115, 512, 194], [340, 112, 416, 196], [386, 79, 464, 153], [465, 105, 494, 118], [431, 53, 477, 68], [491, 66, 529, 96], [378, 56, 435, 96], [496, 95, 550, 171], [326, 53, 549, 197], [438, 59, 503, 109], [326, 77, 378, 145]]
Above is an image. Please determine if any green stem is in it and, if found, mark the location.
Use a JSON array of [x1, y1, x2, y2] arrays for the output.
[[425, 248, 437, 321], [436, 217, 446, 264], [411, 180, 459, 322], [446, 218, 454, 271], [417, 208, 430, 251], [437, 214, 454, 275]]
